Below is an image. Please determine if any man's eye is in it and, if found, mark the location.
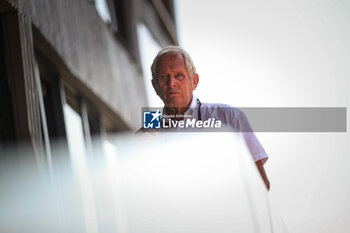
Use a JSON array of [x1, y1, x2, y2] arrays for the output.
[[160, 75, 168, 80], [175, 73, 185, 80]]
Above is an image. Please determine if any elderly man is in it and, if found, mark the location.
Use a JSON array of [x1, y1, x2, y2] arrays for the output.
[[141, 46, 270, 190]]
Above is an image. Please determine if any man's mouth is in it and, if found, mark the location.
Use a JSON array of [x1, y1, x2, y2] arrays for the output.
[[167, 90, 180, 96]]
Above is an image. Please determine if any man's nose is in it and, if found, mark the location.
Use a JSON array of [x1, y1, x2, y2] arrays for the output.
[[167, 75, 177, 87]]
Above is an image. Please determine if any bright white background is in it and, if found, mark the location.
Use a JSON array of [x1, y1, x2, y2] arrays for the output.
[[176, 1, 350, 233]]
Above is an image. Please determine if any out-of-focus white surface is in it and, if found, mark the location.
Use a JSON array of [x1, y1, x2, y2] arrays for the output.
[[116, 133, 270, 233], [0, 133, 286, 233]]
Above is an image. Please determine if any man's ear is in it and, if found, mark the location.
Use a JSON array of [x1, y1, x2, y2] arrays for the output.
[[192, 73, 199, 90], [152, 79, 160, 96]]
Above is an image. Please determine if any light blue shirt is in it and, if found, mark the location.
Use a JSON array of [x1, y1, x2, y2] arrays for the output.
[[163, 95, 268, 164]]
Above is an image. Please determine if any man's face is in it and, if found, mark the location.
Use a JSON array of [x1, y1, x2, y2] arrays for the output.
[[152, 52, 198, 108]]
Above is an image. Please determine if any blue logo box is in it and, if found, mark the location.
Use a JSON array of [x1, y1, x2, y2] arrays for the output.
[[143, 110, 161, 129]]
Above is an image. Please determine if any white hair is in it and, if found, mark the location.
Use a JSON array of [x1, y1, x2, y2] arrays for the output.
[[151, 45, 196, 80]]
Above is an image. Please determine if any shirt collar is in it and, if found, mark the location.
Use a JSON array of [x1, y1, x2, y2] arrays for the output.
[[183, 95, 199, 118]]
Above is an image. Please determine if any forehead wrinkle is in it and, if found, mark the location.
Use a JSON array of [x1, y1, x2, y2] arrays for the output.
[[158, 63, 182, 73]]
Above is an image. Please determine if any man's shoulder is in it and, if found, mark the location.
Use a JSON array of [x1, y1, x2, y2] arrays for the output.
[[200, 101, 253, 131], [201, 102, 243, 115]]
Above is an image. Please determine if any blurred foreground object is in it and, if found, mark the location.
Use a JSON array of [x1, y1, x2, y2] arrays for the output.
[[0, 133, 286, 233]]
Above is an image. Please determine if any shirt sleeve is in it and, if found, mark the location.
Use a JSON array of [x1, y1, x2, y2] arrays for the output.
[[201, 103, 269, 164], [232, 109, 269, 164]]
